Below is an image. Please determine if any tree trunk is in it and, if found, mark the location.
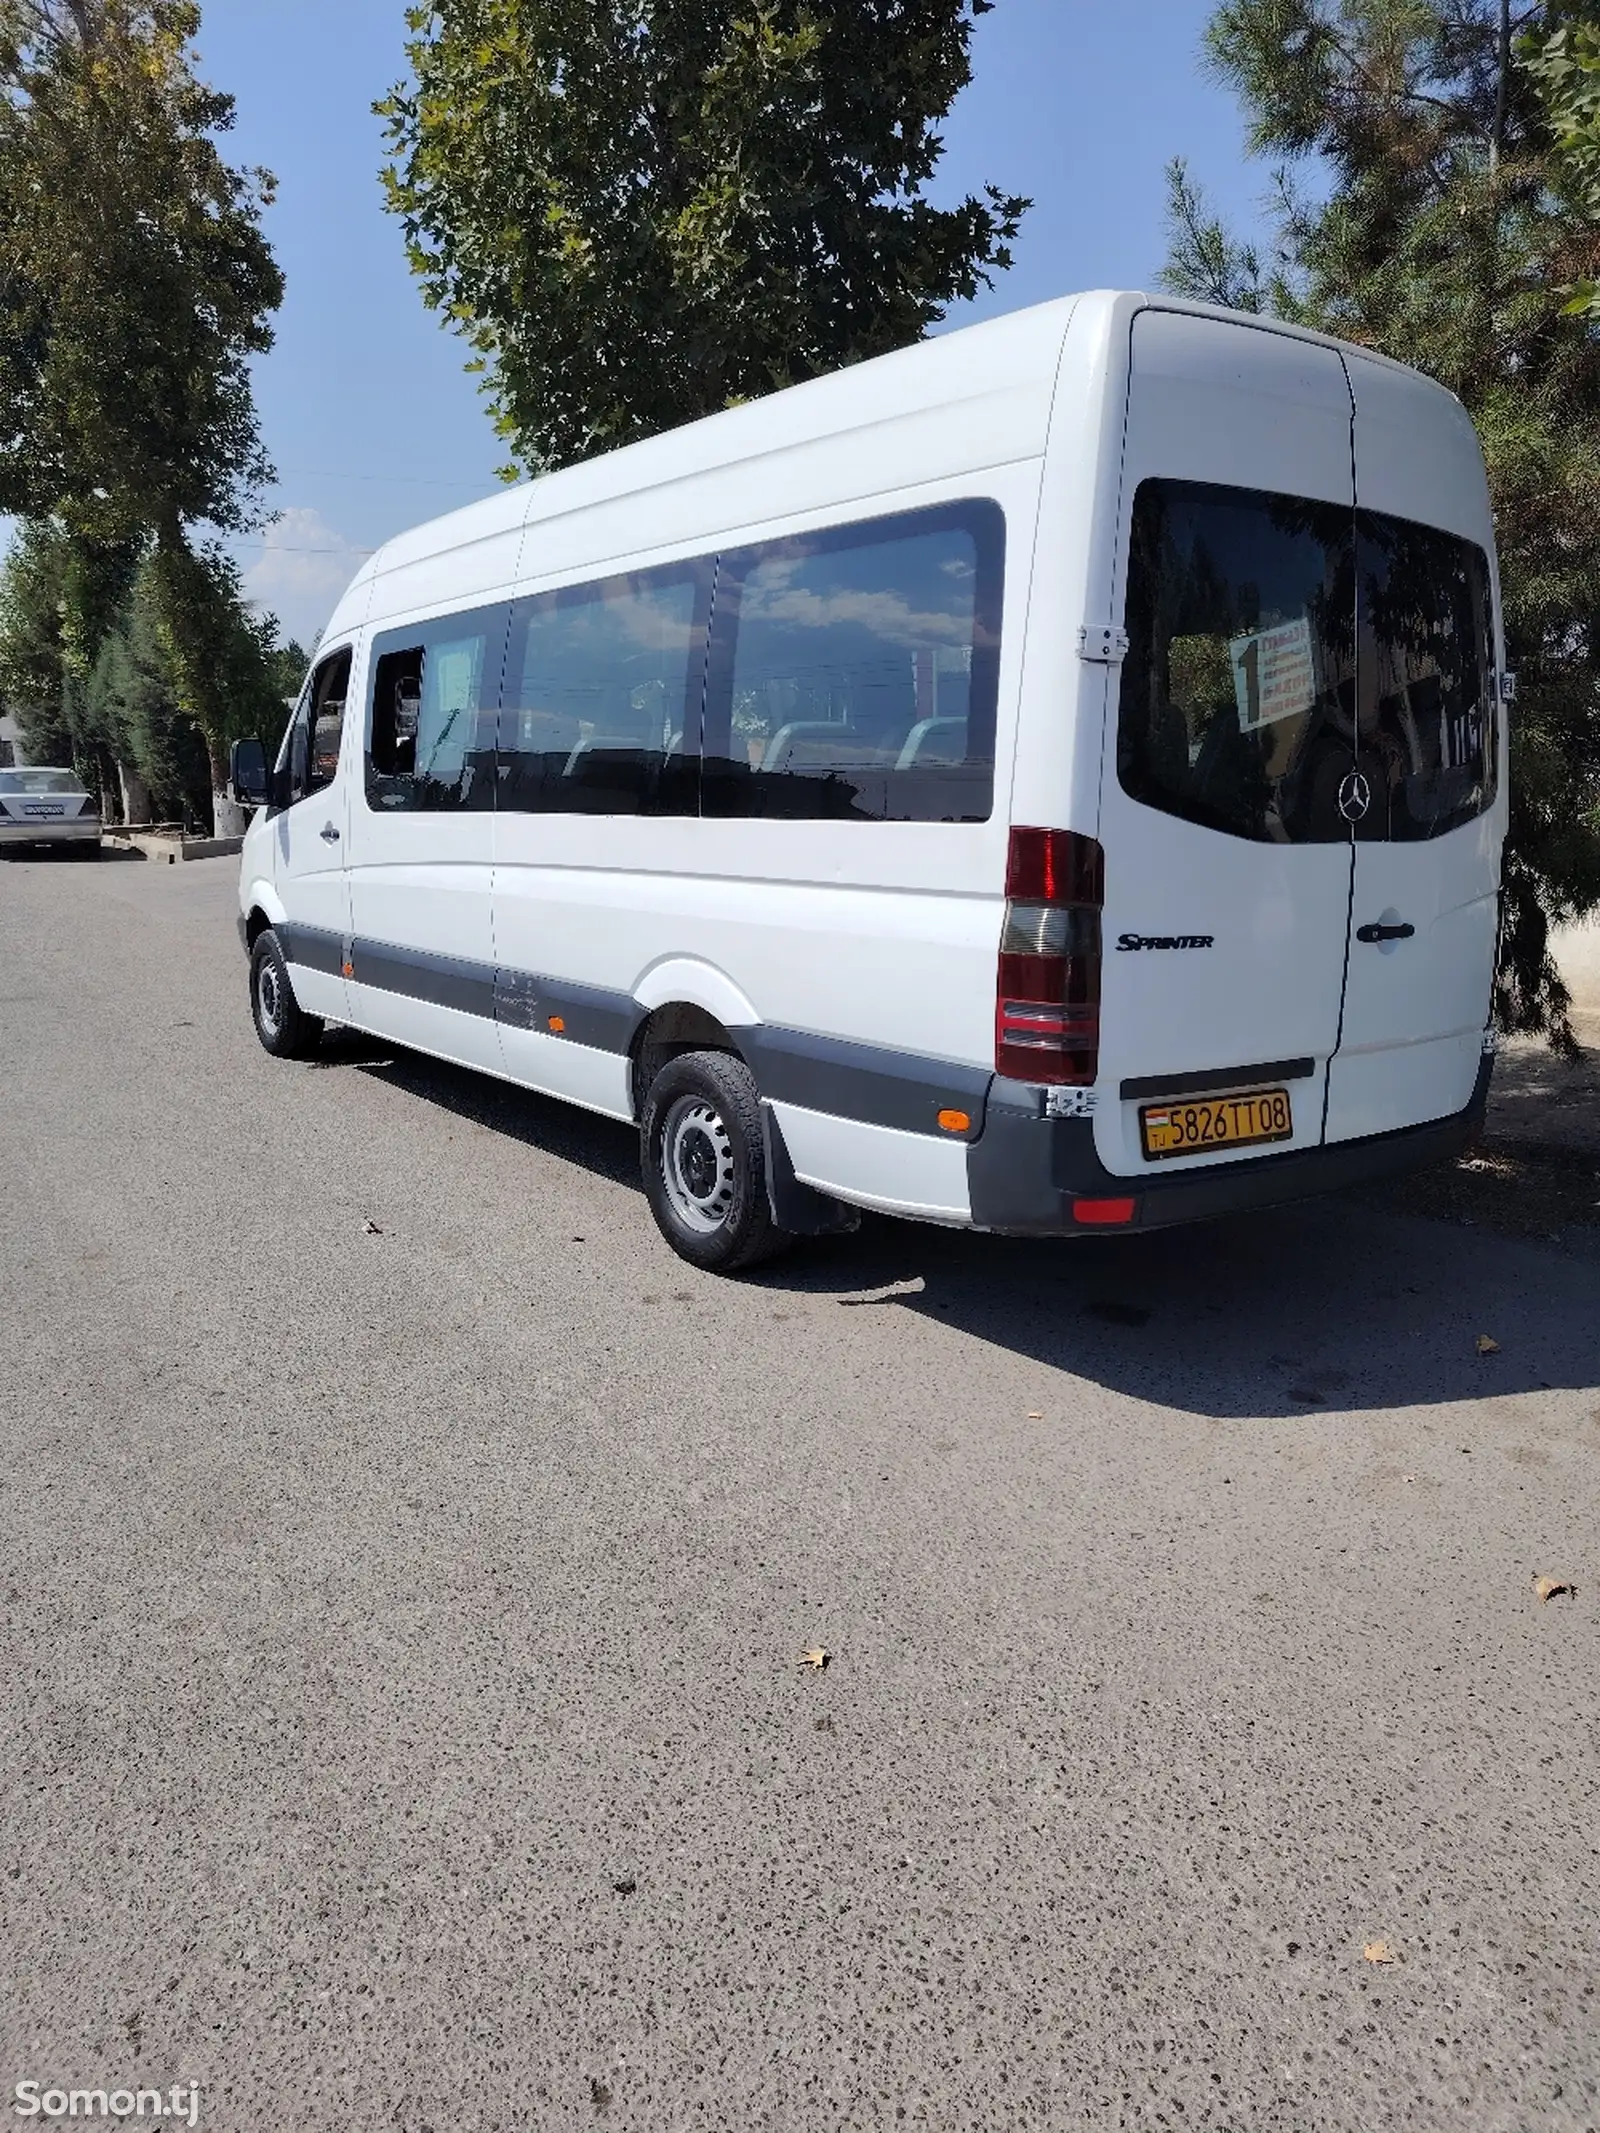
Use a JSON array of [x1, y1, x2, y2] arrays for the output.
[[1491, 0, 1510, 170], [206, 732, 247, 838], [117, 760, 152, 827]]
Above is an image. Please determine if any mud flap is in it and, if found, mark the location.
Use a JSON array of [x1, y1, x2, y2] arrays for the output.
[[761, 1103, 861, 1237]]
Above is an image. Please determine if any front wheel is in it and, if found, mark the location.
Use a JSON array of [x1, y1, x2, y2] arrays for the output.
[[640, 1050, 792, 1274], [250, 928, 324, 1060]]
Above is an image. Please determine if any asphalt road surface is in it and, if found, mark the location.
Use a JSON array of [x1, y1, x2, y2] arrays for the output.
[[3, 852, 1597, 2133]]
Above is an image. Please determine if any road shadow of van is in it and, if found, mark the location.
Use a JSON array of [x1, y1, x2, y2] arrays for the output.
[[326, 1029, 1599, 1423]]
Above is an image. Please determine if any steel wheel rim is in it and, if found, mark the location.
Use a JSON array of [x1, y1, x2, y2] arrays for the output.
[[660, 1094, 735, 1234], [256, 959, 282, 1039]]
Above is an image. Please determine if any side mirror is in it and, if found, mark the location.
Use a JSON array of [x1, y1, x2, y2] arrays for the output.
[[229, 737, 269, 808]]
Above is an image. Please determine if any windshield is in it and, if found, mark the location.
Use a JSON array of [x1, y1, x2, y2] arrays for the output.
[[1118, 479, 1496, 846], [0, 768, 85, 795]]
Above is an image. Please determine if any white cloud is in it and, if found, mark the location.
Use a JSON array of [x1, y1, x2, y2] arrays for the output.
[[240, 507, 369, 651]]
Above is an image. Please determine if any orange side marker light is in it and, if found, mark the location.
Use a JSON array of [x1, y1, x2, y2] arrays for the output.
[[937, 1108, 972, 1134], [547, 1015, 566, 1034]]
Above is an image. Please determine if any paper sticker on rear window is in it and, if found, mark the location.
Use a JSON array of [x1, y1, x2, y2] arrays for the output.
[[1230, 617, 1316, 732]]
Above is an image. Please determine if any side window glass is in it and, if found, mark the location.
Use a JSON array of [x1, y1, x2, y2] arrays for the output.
[[366, 607, 504, 813], [1355, 512, 1495, 841], [307, 649, 350, 796], [275, 649, 350, 807], [1117, 480, 1356, 845], [701, 502, 1003, 823], [498, 566, 706, 816]]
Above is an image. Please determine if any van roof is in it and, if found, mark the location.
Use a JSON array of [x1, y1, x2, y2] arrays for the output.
[[335, 290, 1440, 630]]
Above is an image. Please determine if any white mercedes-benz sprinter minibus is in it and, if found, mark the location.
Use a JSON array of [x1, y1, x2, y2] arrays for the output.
[[234, 291, 1507, 1272]]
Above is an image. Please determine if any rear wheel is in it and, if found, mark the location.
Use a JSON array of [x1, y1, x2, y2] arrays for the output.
[[250, 928, 324, 1060], [641, 1049, 791, 1273]]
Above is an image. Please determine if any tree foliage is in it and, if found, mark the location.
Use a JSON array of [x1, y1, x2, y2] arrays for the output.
[[0, 524, 300, 817], [1161, 0, 1600, 1046], [0, 0, 282, 539], [1521, 2, 1600, 311], [86, 564, 212, 821], [0, 0, 286, 818], [378, 0, 1028, 472]]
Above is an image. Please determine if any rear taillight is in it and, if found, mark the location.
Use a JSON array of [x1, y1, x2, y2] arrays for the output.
[[995, 826, 1104, 1086]]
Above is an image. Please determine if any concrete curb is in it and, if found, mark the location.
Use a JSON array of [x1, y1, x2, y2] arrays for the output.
[[104, 831, 243, 865]]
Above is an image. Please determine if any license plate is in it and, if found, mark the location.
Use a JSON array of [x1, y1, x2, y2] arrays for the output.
[[1140, 1087, 1293, 1161], [23, 802, 64, 817]]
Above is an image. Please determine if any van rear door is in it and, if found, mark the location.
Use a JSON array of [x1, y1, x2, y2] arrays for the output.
[[1092, 310, 1358, 1179], [1324, 356, 1502, 1141]]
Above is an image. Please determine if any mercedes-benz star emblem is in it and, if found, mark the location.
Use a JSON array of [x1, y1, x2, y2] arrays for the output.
[[1337, 770, 1372, 823]]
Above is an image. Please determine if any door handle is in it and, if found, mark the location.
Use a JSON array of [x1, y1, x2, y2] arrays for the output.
[[319, 822, 340, 843], [1356, 919, 1414, 944]]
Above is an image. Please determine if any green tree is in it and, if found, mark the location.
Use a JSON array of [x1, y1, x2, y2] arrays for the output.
[[147, 539, 298, 803], [0, 0, 285, 824], [85, 564, 213, 823], [0, 517, 140, 805], [1, 523, 298, 820], [1161, 0, 1600, 1047], [1522, 3, 1600, 312], [378, 0, 1027, 473], [0, 521, 76, 769]]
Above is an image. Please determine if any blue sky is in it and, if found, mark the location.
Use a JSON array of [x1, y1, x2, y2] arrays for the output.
[[198, 0, 1276, 647]]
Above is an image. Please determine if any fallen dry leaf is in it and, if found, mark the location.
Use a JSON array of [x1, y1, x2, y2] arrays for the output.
[[1533, 1574, 1575, 1603], [362, 1219, 383, 1236], [798, 1647, 830, 1671], [1475, 1333, 1500, 1355], [1362, 1939, 1399, 1966]]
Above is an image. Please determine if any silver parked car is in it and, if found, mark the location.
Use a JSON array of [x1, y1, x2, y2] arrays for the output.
[[0, 768, 101, 855]]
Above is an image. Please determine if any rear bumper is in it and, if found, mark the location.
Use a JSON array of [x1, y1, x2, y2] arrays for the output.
[[0, 817, 99, 845], [966, 1052, 1493, 1235]]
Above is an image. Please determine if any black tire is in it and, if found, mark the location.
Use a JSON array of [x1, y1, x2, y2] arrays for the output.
[[249, 928, 324, 1060], [640, 1049, 792, 1273]]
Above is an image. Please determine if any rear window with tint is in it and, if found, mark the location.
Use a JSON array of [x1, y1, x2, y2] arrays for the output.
[[0, 768, 84, 794], [1118, 479, 1497, 845], [1117, 480, 1356, 844], [1356, 510, 1496, 841]]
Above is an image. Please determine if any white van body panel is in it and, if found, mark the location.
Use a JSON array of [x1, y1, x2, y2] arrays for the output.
[[493, 1025, 633, 1121], [269, 725, 351, 1024], [1091, 308, 1357, 1177], [491, 448, 1047, 1128], [239, 290, 1503, 1240], [770, 1102, 973, 1222], [1325, 352, 1506, 1140]]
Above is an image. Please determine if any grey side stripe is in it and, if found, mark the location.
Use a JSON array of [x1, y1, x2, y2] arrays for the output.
[[736, 1022, 990, 1140], [279, 922, 345, 978], [310, 928, 991, 1139], [494, 967, 644, 1052], [353, 938, 498, 1020]]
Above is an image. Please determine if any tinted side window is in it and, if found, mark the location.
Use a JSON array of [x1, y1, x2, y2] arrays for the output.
[[1356, 512, 1496, 841], [701, 501, 1003, 823], [497, 566, 708, 816], [1118, 480, 1356, 844], [366, 606, 504, 813], [277, 647, 351, 807]]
